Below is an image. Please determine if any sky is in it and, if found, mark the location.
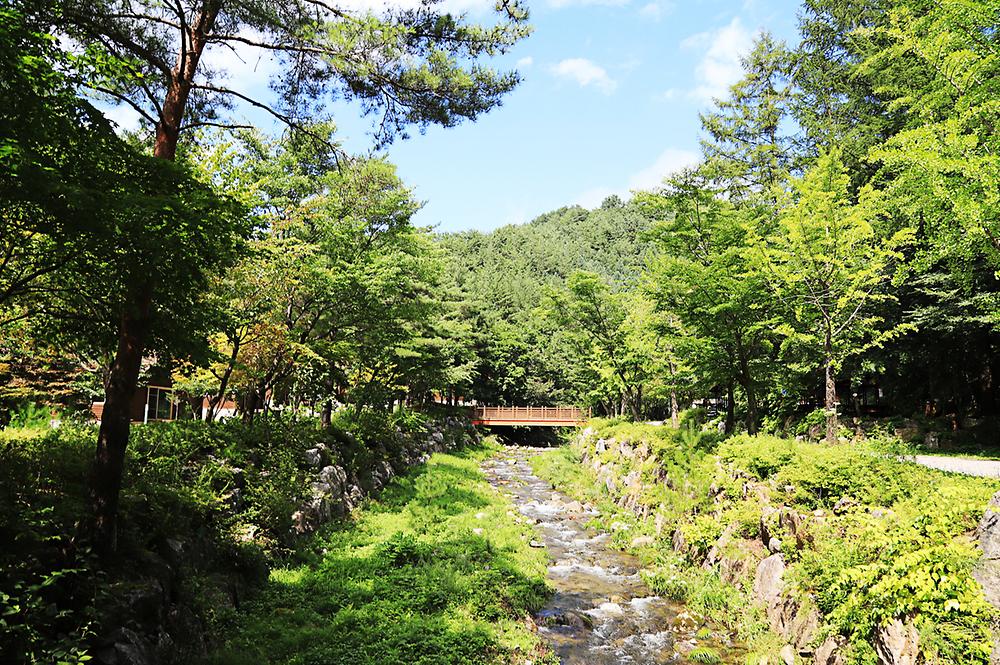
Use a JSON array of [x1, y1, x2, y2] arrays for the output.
[[103, 0, 802, 233]]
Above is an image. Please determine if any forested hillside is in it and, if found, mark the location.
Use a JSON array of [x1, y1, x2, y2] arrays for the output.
[[438, 200, 655, 408]]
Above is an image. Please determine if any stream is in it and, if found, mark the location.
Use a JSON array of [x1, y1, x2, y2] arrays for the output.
[[482, 446, 743, 664]]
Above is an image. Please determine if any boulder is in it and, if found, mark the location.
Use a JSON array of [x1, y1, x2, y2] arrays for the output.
[[873, 619, 919, 665], [974, 491, 1000, 664], [630, 535, 655, 548], [780, 644, 796, 665], [754, 554, 786, 604], [813, 636, 846, 665]]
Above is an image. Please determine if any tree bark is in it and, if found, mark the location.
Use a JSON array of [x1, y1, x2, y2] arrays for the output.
[[92, 289, 152, 549], [825, 332, 838, 445], [725, 381, 735, 434], [90, 1, 222, 550]]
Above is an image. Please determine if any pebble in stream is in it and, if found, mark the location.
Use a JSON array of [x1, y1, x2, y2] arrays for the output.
[[482, 447, 742, 665]]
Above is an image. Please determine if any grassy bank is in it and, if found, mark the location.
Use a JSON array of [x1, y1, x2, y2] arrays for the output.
[[532, 419, 1000, 664], [206, 441, 554, 665], [0, 410, 479, 664]]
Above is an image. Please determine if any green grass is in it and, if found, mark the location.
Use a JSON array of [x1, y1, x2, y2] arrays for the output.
[[206, 441, 555, 665]]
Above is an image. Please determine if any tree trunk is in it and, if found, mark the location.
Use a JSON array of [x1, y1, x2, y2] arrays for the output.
[[207, 336, 240, 421], [670, 390, 679, 428], [89, 0, 222, 551], [92, 288, 151, 550], [824, 334, 838, 445], [321, 399, 333, 428], [725, 381, 735, 434], [668, 359, 679, 428]]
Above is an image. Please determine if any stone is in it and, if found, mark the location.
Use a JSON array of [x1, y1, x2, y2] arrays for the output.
[[630, 536, 655, 548], [303, 446, 324, 467], [472, 528, 484, 536], [780, 644, 796, 665], [672, 528, 686, 553], [768, 537, 783, 554], [974, 491, 1000, 664], [832, 496, 856, 515], [529, 540, 545, 548], [813, 636, 846, 665], [873, 619, 919, 665], [754, 554, 786, 601]]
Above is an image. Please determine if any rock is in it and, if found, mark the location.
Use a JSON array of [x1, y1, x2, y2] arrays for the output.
[[760, 505, 778, 546], [788, 601, 820, 652], [780, 644, 796, 665], [303, 445, 326, 467], [813, 636, 846, 665], [93, 628, 156, 665], [672, 528, 686, 553], [564, 500, 583, 512], [768, 537, 783, 554], [472, 528, 484, 536], [974, 492, 1000, 664], [595, 438, 607, 453], [529, 540, 545, 548], [924, 432, 939, 449], [832, 496, 856, 515], [630, 536, 655, 548], [754, 553, 785, 601], [873, 618, 919, 665]]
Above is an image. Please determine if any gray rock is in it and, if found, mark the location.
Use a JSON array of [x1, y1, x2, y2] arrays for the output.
[[813, 636, 846, 665], [832, 496, 856, 515], [780, 644, 796, 665], [768, 537, 783, 554], [754, 554, 786, 602], [975, 491, 1000, 664], [873, 618, 919, 665]]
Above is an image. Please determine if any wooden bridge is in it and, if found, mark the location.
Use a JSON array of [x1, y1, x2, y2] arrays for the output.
[[470, 406, 588, 427]]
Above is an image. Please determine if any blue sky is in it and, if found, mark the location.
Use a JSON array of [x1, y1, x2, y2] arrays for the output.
[[103, 0, 802, 233]]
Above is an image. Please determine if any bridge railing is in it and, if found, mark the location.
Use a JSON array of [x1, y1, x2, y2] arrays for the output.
[[470, 406, 587, 423]]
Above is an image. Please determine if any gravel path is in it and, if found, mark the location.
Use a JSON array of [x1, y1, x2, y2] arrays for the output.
[[910, 455, 1000, 478]]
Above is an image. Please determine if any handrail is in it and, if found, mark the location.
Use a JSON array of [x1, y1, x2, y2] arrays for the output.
[[470, 406, 588, 423]]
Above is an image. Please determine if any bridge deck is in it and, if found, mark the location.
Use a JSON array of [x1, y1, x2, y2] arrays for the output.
[[470, 406, 587, 427]]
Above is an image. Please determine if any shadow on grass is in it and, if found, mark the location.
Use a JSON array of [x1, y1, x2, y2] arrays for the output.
[[205, 447, 549, 665]]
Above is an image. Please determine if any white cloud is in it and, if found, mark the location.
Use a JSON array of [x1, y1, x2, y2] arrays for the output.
[[341, 0, 495, 14], [101, 104, 143, 133], [516, 56, 534, 68], [638, 1, 674, 20], [548, 0, 629, 7], [550, 58, 617, 94], [575, 185, 620, 209], [682, 17, 756, 104], [574, 147, 701, 208], [627, 147, 700, 191]]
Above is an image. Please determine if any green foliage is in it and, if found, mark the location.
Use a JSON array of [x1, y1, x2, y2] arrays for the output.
[[687, 646, 723, 664], [208, 444, 553, 665], [539, 422, 1000, 663], [0, 411, 468, 663]]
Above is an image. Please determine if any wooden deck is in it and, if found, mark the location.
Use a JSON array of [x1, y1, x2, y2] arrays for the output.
[[470, 406, 587, 427]]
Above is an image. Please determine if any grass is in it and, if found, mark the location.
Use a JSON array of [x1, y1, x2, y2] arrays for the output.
[[206, 440, 555, 665]]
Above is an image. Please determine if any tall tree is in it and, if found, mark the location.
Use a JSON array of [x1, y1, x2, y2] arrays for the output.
[[753, 149, 912, 443], [43, 0, 531, 546]]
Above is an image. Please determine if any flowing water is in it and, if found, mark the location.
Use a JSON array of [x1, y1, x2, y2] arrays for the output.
[[482, 446, 744, 665]]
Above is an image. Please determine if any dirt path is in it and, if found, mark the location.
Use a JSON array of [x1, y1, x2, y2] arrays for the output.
[[481, 446, 743, 664], [910, 455, 1000, 478]]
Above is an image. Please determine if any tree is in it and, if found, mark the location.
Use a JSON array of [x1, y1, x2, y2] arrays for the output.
[[753, 149, 912, 443], [700, 32, 797, 207], [637, 169, 777, 433], [544, 271, 653, 420], [40, 0, 531, 545]]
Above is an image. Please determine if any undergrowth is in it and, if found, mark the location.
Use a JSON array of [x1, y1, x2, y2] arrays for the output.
[[532, 420, 1000, 664]]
